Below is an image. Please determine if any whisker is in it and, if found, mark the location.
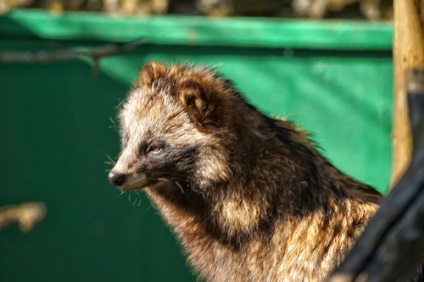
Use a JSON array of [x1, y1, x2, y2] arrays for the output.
[[96, 148, 117, 171], [109, 116, 119, 131], [156, 177, 169, 182], [116, 190, 126, 197], [105, 155, 116, 165], [156, 177, 185, 194], [175, 181, 184, 194], [143, 205, 151, 213]]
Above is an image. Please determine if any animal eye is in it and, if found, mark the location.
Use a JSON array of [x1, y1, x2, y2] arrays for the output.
[[147, 142, 165, 155], [150, 146, 162, 153]]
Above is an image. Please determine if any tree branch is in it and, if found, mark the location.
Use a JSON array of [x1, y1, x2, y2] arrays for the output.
[[0, 38, 146, 70]]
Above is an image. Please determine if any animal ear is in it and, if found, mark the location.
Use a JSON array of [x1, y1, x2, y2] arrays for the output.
[[138, 62, 167, 86], [176, 79, 209, 123]]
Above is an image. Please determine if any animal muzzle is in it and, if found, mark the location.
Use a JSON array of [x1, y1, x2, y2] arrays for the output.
[[108, 171, 126, 186], [108, 170, 150, 191]]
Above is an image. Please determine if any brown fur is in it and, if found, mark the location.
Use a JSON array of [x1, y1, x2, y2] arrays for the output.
[[108, 62, 381, 281]]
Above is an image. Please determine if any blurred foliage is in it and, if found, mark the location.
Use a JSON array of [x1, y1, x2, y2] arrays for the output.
[[0, 0, 393, 20]]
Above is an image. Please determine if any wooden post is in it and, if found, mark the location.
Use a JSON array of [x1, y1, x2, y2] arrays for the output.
[[391, 0, 424, 187]]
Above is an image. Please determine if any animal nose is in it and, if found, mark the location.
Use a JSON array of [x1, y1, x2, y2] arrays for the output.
[[108, 171, 126, 186]]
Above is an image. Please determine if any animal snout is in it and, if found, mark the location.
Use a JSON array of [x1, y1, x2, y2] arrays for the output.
[[108, 171, 126, 187]]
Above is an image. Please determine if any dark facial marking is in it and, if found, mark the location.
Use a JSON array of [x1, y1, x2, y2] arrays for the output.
[[142, 144, 199, 182]]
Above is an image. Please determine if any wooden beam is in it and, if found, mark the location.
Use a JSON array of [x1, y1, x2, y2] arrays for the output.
[[391, 0, 424, 187]]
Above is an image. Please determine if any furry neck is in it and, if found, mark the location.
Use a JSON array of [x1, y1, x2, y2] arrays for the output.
[[143, 116, 381, 281], [144, 116, 377, 247]]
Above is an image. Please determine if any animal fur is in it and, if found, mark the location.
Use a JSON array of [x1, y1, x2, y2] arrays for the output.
[[108, 62, 382, 281]]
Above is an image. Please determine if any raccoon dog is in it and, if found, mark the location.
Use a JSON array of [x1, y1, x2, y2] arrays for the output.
[[108, 62, 381, 281]]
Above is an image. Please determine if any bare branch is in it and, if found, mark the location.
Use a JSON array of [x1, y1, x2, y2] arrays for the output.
[[0, 38, 145, 64]]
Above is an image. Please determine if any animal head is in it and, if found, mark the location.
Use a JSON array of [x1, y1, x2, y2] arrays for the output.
[[108, 62, 240, 193]]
